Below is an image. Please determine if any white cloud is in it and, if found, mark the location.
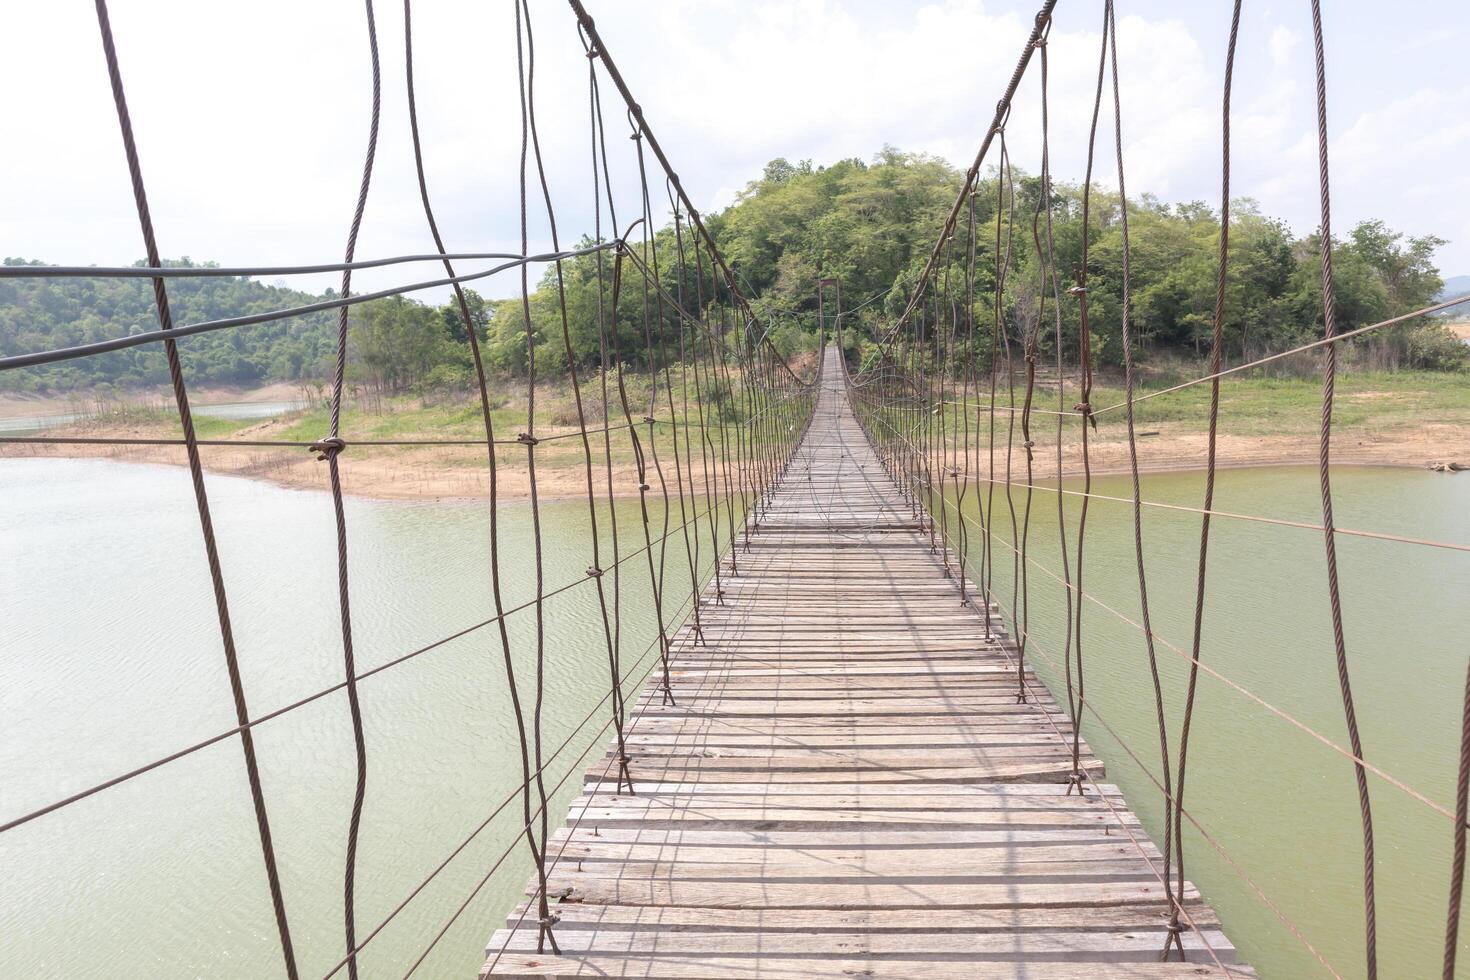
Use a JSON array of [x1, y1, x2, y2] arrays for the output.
[[0, 0, 1465, 308], [1269, 26, 1299, 69]]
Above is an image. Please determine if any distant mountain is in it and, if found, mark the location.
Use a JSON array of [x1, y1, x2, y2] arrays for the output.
[[1439, 274, 1470, 308], [0, 258, 339, 393]]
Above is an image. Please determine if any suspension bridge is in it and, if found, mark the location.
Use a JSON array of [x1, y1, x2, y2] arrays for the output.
[[481, 344, 1244, 976], [4, 0, 1468, 977]]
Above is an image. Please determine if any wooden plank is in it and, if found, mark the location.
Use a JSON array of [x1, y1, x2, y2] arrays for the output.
[[483, 955, 1252, 978]]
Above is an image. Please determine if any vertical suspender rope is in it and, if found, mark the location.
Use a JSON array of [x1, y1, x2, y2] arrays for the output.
[[581, 31, 634, 792], [318, 2, 381, 970], [588, 60, 631, 786], [1171, 0, 1243, 950], [1308, 1, 1377, 974], [513, 0, 560, 954], [1067, 0, 1110, 799], [1103, 2, 1181, 955], [1034, 23, 1079, 797], [89, 4, 300, 976]]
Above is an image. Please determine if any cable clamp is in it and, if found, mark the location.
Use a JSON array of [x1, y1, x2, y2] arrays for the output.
[[638, 482, 650, 492], [539, 913, 561, 928], [586, 566, 603, 578], [1067, 285, 1088, 296], [642, 415, 656, 424], [309, 437, 345, 461], [585, 45, 600, 59], [517, 432, 539, 447]]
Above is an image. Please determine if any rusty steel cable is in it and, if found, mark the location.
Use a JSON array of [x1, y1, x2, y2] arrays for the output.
[[629, 135, 681, 676], [1447, 655, 1470, 978], [581, 30, 635, 793], [0, 244, 620, 372], [680, 217, 736, 596], [1171, 0, 1243, 950], [0, 416, 766, 452], [603, 228, 677, 676], [1308, 2, 1377, 975], [1016, 155, 1040, 711], [88, 2, 300, 975], [1099, 3, 1183, 954], [513, 0, 560, 953], [997, 134, 1025, 700], [1065, 0, 1110, 801], [0, 251, 604, 280], [320, 2, 383, 974], [1032, 20, 1080, 799]]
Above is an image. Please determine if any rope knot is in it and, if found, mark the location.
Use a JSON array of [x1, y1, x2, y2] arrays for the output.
[[517, 432, 539, 447], [309, 437, 345, 461], [1073, 401, 1091, 415]]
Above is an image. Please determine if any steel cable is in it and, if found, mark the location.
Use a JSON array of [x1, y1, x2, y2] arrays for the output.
[[88, 3, 300, 975], [1307, 3, 1377, 974]]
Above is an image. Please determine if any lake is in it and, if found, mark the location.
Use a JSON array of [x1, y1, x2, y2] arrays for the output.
[[0, 400, 306, 435], [1, 456, 1466, 978]]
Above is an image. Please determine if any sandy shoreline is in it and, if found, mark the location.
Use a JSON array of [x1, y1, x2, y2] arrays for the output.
[[4, 414, 1465, 501]]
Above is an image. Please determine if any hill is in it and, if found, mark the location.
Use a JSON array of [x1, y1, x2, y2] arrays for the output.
[[0, 258, 339, 393], [2, 149, 1465, 395]]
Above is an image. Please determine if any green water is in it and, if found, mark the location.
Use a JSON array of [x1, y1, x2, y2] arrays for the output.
[[1, 457, 722, 979], [2, 457, 1466, 978], [945, 464, 1469, 979]]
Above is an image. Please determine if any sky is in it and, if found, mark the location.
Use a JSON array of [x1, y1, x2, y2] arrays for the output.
[[1, 0, 1465, 303]]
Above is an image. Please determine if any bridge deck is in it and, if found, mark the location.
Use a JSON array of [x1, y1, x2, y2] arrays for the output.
[[481, 347, 1247, 978]]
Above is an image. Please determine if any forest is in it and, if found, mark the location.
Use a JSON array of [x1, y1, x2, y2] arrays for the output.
[[1, 147, 1462, 395]]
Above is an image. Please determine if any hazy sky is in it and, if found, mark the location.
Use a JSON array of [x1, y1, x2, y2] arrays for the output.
[[1, 0, 1465, 302]]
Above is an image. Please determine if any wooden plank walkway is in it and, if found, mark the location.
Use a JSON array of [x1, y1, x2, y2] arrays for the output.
[[481, 346, 1248, 978]]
